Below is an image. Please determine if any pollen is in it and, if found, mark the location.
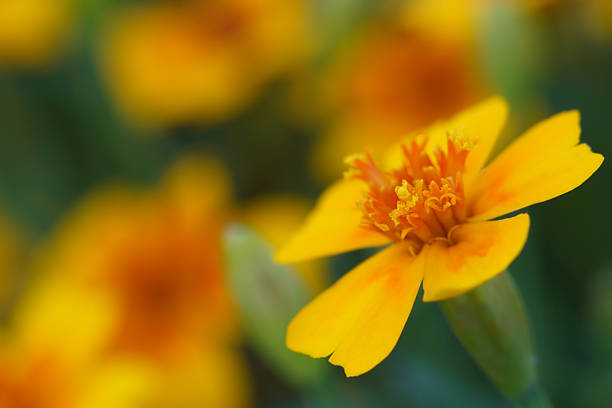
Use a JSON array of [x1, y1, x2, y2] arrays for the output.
[[345, 131, 476, 249], [448, 127, 478, 151]]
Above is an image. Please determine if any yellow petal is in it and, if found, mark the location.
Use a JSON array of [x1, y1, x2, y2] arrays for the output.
[[274, 179, 390, 263], [286, 243, 424, 377], [422, 213, 530, 302], [385, 96, 508, 194], [460, 96, 509, 195], [469, 111, 604, 221]]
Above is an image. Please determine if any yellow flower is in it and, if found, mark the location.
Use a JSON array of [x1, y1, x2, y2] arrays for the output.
[[0, 0, 73, 67], [100, 0, 311, 126], [313, 19, 484, 180], [276, 97, 603, 377]]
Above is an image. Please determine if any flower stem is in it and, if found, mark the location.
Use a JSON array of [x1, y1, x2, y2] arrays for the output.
[[439, 271, 552, 405]]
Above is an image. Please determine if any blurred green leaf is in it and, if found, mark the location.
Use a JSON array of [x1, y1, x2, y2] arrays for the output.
[[223, 224, 329, 389]]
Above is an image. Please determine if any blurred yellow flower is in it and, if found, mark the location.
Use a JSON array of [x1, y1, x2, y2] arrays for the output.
[[0, 0, 73, 67], [100, 0, 311, 127], [277, 97, 603, 376], [242, 195, 329, 294], [313, 20, 484, 180]]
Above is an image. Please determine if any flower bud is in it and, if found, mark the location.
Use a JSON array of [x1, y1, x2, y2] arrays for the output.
[[440, 271, 551, 406]]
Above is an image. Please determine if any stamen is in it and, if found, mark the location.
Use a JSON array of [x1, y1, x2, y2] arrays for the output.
[[448, 127, 478, 151], [345, 129, 477, 250]]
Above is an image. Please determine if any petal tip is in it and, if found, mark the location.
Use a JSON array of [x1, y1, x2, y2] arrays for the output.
[[481, 95, 510, 122], [594, 151, 605, 167], [488, 94, 510, 112], [328, 355, 368, 378]]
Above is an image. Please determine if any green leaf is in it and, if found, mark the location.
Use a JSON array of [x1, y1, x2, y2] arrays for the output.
[[223, 224, 329, 389]]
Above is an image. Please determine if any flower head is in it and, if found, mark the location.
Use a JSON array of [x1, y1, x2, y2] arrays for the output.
[[27, 156, 236, 363], [276, 97, 604, 376], [3, 156, 251, 407]]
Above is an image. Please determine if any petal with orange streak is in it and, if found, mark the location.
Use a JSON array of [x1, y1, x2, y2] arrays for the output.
[[274, 179, 390, 264], [469, 111, 604, 221], [422, 214, 530, 302], [286, 243, 423, 377]]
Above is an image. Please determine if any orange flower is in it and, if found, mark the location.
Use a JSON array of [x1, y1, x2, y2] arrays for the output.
[[28, 156, 236, 363], [6, 156, 251, 407], [276, 97, 603, 376], [313, 21, 484, 180]]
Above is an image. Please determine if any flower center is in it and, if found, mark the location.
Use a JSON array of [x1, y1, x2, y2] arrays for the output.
[[345, 128, 477, 252]]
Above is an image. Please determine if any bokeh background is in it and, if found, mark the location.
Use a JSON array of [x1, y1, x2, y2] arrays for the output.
[[0, 0, 611, 407]]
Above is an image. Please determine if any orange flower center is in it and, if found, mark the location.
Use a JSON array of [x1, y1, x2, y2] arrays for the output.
[[345, 129, 477, 253]]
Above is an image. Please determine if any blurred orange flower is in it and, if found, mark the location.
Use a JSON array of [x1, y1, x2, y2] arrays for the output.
[[28, 156, 236, 362], [277, 97, 603, 376], [0, 0, 73, 67], [313, 17, 485, 180], [5, 155, 252, 407], [6, 154, 331, 406], [100, 0, 311, 127]]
